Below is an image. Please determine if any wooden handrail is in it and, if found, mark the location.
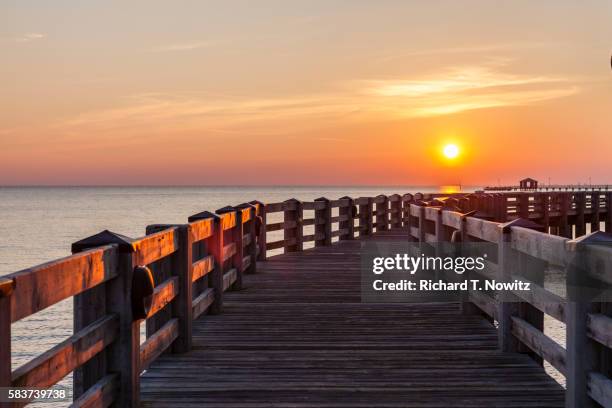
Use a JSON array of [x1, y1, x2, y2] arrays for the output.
[[511, 316, 567, 375], [189, 218, 214, 243], [7, 245, 117, 323], [409, 193, 612, 408], [12, 314, 119, 389]]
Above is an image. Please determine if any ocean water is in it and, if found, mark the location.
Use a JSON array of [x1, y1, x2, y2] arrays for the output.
[[0, 185, 565, 406]]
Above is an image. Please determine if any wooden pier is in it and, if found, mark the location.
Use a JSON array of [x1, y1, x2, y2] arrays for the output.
[[1, 191, 612, 407], [484, 184, 612, 192]]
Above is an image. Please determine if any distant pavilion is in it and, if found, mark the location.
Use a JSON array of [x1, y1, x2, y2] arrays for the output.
[[519, 177, 538, 190]]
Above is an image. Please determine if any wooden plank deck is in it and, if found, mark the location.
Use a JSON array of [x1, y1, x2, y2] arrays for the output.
[[140, 228, 565, 407]]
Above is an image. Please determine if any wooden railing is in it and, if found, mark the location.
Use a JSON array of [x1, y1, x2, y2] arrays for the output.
[[407, 201, 612, 408], [1, 191, 612, 407], [485, 184, 612, 192], [0, 202, 264, 408]]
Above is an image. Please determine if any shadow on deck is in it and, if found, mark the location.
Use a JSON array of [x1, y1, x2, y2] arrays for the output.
[[140, 228, 564, 407]]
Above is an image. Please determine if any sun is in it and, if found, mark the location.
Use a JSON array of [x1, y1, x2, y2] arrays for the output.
[[443, 144, 459, 159]]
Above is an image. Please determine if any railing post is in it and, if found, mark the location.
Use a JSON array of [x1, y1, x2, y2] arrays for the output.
[[389, 194, 401, 229], [144, 225, 172, 345], [559, 192, 571, 238], [314, 197, 332, 246], [72, 231, 141, 407], [432, 207, 445, 284], [486, 194, 494, 216], [358, 197, 373, 236], [402, 194, 413, 228], [564, 233, 612, 408], [548, 194, 558, 235], [490, 194, 499, 220], [0, 278, 14, 389], [188, 212, 223, 315], [565, 301, 598, 408], [497, 222, 519, 352], [115, 247, 141, 407], [146, 224, 193, 353], [173, 224, 193, 352], [71, 236, 116, 399], [418, 205, 426, 243], [433, 207, 443, 241], [606, 192, 612, 233], [497, 219, 546, 364], [283, 198, 303, 253], [575, 192, 586, 237], [250, 200, 267, 261], [467, 194, 477, 212], [339, 196, 354, 240], [237, 203, 258, 274], [519, 193, 529, 219], [591, 192, 600, 232], [474, 194, 484, 213], [457, 214, 479, 316], [491, 194, 500, 221], [217, 206, 244, 290], [500, 194, 509, 221], [457, 196, 469, 213], [375, 195, 389, 232], [540, 193, 550, 233], [492, 194, 499, 218]]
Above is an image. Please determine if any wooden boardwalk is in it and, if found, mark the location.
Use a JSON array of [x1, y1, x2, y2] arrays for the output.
[[4, 191, 612, 407], [140, 229, 564, 407]]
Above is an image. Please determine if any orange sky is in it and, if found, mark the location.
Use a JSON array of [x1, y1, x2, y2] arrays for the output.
[[1, 1, 611, 186]]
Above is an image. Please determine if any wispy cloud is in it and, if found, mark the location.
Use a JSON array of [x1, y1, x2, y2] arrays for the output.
[[58, 92, 356, 138], [362, 65, 579, 117], [408, 87, 579, 117], [14, 32, 46, 43], [375, 42, 554, 64], [151, 41, 214, 52], [368, 67, 563, 97], [46, 62, 581, 141], [316, 137, 350, 142]]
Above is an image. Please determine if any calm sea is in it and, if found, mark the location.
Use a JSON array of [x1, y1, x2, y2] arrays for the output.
[[0, 186, 564, 405]]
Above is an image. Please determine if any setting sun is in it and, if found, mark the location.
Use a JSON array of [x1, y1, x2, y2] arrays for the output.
[[443, 144, 460, 159]]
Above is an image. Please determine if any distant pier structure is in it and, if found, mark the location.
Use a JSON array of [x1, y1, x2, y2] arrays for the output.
[[486, 177, 611, 191], [519, 177, 538, 190]]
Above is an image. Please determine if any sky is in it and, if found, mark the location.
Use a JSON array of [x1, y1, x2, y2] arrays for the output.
[[1, 0, 611, 186]]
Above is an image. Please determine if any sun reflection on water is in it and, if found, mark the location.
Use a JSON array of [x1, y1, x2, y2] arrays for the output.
[[440, 185, 461, 194]]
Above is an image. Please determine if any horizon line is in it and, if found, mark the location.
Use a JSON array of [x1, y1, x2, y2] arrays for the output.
[[0, 183, 480, 188]]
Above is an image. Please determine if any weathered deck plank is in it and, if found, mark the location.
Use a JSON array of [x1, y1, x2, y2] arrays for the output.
[[140, 229, 564, 407]]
